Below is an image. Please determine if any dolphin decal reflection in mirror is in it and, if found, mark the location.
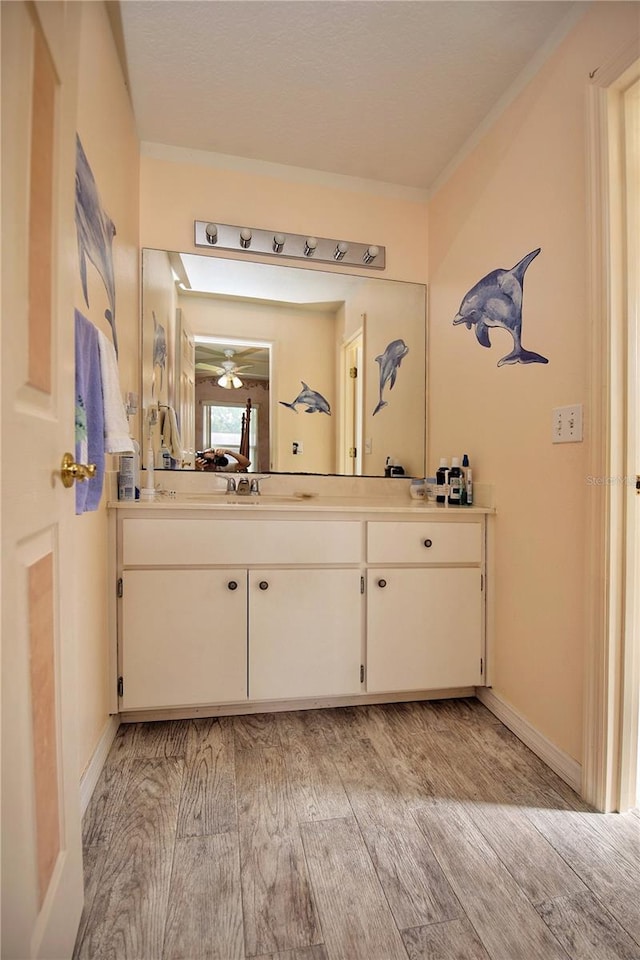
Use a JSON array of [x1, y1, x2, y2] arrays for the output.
[[279, 382, 331, 415], [75, 135, 118, 354], [373, 339, 409, 415], [453, 248, 548, 367]]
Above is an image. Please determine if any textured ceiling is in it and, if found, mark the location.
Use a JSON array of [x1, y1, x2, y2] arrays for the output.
[[119, 0, 578, 191]]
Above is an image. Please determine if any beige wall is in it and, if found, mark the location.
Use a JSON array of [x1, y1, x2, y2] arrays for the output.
[[74, 2, 139, 775], [427, 2, 639, 762], [139, 153, 429, 284]]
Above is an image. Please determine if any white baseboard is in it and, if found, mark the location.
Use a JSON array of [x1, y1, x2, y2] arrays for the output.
[[79, 716, 120, 815], [476, 687, 582, 794]]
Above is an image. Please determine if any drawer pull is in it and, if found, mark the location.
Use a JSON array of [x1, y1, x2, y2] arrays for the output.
[[227, 580, 238, 591], [423, 538, 433, 548], [259, 580, 269, 591], [377, 578, 387, 588]]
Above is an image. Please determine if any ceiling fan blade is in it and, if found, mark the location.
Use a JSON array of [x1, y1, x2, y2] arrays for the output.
[[196, 362, 225, 373]]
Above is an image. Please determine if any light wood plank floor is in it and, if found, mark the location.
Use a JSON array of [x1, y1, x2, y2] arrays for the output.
[[74, 698, 640, 960]]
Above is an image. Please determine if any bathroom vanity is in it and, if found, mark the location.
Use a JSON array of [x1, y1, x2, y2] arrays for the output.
[[110, 494, 493, 720]]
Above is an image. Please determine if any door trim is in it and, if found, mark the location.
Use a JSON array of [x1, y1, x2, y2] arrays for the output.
[[583, 50, 640, 812]]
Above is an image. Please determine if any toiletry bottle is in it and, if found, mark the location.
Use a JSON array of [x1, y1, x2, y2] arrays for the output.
[[464, 455, 473, 507], [132, 438, 141, 499], [384, 456, 392, 478], [409, 479, 425, 499], [448, 457, 463, 505], [158, 444, 171, 469], [436, 459, 449, 504], [461, 453, 469, 505], [118, 452, 135, 501]]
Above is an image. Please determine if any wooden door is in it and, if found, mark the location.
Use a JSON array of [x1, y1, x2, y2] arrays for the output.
[[367, 568, 483, 693], [1, 4, 84, 956], [121, 569, 248, 710], [249, 569, 362, 700]]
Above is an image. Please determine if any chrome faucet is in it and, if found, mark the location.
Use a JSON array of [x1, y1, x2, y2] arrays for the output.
[[225, 477, 237, 493], [236, 477, 250, 495]]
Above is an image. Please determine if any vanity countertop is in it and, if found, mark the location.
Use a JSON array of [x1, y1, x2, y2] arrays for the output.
[[108, 494, 494, 515]]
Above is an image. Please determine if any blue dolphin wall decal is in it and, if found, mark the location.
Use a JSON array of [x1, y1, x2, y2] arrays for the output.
[[75, 135, 118, 354], [452, 249, 548, 366], [373, 339, 409, 415]]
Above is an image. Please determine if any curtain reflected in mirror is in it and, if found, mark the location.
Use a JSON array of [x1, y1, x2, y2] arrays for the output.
[[141, 249, 427, 477]]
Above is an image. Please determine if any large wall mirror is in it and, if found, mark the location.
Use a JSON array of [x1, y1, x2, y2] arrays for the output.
[[142, 249, 427, 477]]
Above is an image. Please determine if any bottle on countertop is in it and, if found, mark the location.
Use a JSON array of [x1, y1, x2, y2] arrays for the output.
[[131, 438, 141, 499], [157, 444, 171, 470], [384, 456, 393, 478], [118, 452, 135, 501], [462, 453, 473, 506], [436, 458, 449, 504], [448, 457, 463, 505]]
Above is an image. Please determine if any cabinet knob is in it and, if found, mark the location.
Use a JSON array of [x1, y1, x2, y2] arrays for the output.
[[227, 580, 238, 591], [423, 538, 433, 548], [259, 580, 269, 591], [377, 578, 387, 588]]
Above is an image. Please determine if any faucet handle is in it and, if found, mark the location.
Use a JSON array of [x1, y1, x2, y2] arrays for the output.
[[226, 477, 237, 493], [250, 478, 261, 495]]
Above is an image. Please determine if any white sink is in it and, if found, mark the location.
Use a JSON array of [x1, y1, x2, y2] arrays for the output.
[[171, 492, 307, 505]]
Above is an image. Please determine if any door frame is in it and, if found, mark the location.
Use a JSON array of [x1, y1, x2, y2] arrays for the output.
[[583, 49, 640, 812]]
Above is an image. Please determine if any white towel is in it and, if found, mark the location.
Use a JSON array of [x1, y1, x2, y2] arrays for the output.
[[97, 329, 133, 453], [159, 405, 182, 459]]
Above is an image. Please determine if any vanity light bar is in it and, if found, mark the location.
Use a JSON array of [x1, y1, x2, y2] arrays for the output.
[[194, 220, 386, 270]]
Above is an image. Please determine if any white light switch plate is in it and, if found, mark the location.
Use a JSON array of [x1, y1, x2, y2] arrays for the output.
[[552, 404, 583, 443]]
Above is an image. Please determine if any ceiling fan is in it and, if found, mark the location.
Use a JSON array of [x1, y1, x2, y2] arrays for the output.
[[195, 349, 251, 389]]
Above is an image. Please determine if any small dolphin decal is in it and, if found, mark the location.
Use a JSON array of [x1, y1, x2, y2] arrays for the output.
[[151, 311, 167, 397], [75, 135, 118, 353], [453, 248, 548, 366], [373, 338, 409, 415], [279, 382, 331, 415]]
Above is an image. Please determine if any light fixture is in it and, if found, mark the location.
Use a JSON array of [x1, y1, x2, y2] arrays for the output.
[[218, 373, 243, 390], [194, 221, 385, 269], [217, 349, 244, 389]]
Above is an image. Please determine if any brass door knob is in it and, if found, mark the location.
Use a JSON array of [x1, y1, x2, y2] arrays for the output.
[[61, 452, 97, 488]]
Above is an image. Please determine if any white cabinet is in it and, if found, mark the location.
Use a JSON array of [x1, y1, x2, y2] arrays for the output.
[[114, 509, 487, 715], [117, 517, 362, 711], [366, 568, 482, 692], [366, 520, 484, 694], [248, 569, 362, 700], [121, 568, 248, 710]]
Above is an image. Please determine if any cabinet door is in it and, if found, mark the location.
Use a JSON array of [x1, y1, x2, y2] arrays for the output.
[[367, 568, 482, 693], [249, 569, 362, 700], [121, 569, 248, 710]]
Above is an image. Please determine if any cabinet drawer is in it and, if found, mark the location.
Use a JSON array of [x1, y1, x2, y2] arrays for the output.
[[122, 518, 361, 566], [367, 520, 482, 564]]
